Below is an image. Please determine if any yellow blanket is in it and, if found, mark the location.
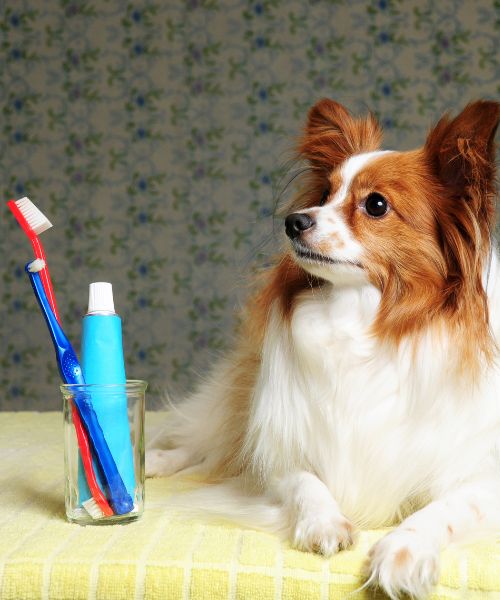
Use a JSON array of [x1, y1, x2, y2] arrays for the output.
[[0, 412, 499, 599]]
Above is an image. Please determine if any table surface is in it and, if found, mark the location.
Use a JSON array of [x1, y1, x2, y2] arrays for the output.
[[1, 411, 499, 600]]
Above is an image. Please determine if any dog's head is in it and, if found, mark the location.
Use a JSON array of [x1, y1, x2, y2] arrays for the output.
[[285, 98, 499, 366]]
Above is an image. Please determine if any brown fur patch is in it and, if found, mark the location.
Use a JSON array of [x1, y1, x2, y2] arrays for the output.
[[241, 254, 323, 344], [316, 240, 333, 254], [327, 172, 343, 200], [394, 547, 412, 568]]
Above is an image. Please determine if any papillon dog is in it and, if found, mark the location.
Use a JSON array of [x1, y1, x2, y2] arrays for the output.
[[147, 99, 500, 599]]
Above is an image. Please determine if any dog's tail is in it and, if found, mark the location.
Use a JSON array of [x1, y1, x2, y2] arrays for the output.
[[150, 476, 289, 537]]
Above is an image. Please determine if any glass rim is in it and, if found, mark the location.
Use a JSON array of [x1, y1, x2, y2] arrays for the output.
[[60, 379, 148, 393]]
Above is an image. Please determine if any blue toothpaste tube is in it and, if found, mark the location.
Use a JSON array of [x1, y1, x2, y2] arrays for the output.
[[78, 282, 136, 505]]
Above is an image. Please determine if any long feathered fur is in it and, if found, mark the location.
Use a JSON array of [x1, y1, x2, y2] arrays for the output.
[[148, 99, 500, 599]]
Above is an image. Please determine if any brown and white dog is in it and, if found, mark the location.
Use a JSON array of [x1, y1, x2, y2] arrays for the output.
[[147, 99, 500, 599]]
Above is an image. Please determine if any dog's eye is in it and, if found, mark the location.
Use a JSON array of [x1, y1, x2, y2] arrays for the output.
[[364, 193, 389, 218], [319, 189, 329, 206]]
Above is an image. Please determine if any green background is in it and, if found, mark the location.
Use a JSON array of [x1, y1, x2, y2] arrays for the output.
[[1, 0, 498, 409]]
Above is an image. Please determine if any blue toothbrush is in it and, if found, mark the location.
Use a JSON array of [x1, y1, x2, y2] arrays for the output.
[[25, 262, 134, 515]]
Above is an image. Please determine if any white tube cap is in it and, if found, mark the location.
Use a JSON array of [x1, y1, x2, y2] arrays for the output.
[[87, 282, 115, 314]]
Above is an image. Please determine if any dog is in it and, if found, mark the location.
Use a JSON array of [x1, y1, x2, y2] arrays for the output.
[[147, 99, 500, 599]]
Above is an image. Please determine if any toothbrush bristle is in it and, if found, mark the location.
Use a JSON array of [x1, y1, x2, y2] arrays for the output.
[[27, 258, 46, 273], [15, 197, 52, 235], [82, 497, 106, 519]]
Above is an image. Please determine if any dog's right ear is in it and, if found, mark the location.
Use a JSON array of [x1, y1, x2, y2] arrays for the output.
[[305, 98, 353, 137], [299, 98, 382, 170]]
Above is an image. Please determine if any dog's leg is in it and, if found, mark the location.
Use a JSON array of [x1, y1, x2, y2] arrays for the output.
[[271, 470, 356, 556], [366, 480, 500, 599]]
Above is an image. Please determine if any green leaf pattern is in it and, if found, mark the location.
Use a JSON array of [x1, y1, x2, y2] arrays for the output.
[[0, 0, 498, 408]]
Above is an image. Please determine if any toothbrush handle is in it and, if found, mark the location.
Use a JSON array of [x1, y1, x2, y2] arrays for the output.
[[30, 236, 61, 323], [33, 256, 105, 513], [72, 392, 134, 515], [71, 401, 114, 516]]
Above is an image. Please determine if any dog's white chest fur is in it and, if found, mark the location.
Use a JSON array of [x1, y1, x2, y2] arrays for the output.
[[249, 278, 500, 528]]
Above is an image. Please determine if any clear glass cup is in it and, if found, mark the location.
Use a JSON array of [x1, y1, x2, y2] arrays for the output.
[[61, 380, 147, 525]]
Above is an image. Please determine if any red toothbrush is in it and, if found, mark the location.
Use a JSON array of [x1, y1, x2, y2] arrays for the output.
[[7, 197, 113, 518], [71, 400, 114, 517], [7, 197, 61, 323]]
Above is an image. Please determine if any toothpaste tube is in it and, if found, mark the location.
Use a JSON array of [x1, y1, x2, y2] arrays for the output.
[[77, 282, 136, 505]]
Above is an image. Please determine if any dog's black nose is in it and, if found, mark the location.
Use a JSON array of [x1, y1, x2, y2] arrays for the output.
[[285, 213, 315, 239]]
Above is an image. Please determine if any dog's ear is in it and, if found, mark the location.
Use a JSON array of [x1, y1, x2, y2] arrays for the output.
[[299, 98, 382, 170], [305, 98, 353, 137], [425, 101, 499, 199]]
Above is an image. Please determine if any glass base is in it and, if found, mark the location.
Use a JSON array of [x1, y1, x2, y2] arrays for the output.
[[67, 505, 143, 526]]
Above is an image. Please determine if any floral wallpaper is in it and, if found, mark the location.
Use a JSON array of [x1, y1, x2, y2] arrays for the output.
[[1, 0, 498, 410]]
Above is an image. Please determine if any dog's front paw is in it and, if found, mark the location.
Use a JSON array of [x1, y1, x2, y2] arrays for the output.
[[292, 508, 356, 556], [366, 529, 440, 599], [145, 447, 189, 477]]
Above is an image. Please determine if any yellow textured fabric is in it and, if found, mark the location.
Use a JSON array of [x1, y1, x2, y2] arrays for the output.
[[1, 412, 499, 599]]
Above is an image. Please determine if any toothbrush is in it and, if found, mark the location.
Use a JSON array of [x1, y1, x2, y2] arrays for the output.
[[7, 197, 61, 323], [26, 262, 135, 515], [7, 198, 108, 519], [26, 265, 111, 517], [72, 405, 114, 518], [26, 261, 114, 518]]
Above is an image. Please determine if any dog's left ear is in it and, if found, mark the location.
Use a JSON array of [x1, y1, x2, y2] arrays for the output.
[[425, 101, 499, 197]]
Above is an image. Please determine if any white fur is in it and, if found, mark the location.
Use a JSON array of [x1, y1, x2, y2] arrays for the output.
[[366, 481, 500, 599], [246, 269, 500, 527], [272, 471, 356, 555], [148, 244, 500, 598]]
